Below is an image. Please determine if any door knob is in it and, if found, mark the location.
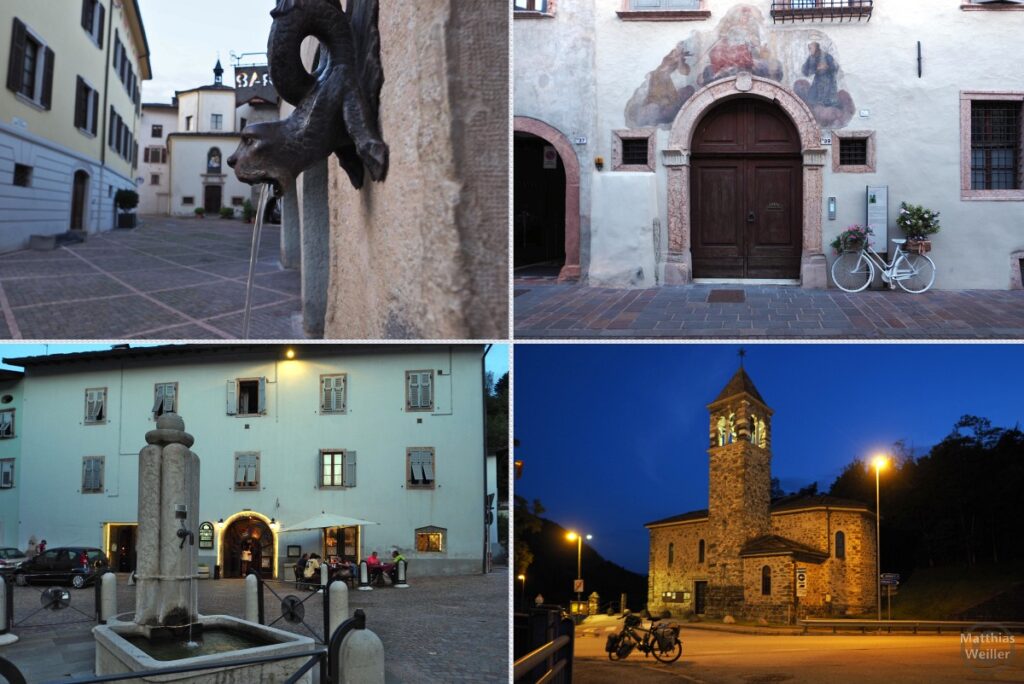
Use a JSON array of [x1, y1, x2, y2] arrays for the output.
[[747, 211, 755, 223]]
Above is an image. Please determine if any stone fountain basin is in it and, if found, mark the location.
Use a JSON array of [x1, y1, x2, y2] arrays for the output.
[[94, 615, 316, 683]]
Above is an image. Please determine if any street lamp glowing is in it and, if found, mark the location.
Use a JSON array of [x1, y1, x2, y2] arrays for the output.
[[517, 574, 525, 581], [566, 531, 592, 608], [566, 531, 578, 541], [871, 453, 889, 622], [285, 348, 296, 359], [872, 454, 889, 471]]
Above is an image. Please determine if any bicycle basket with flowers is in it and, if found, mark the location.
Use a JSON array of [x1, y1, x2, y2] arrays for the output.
[[896, 202, 940, 254], [829, 224, 873, 254]]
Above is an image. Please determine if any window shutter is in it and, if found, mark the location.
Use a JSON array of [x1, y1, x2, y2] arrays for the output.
[[321, 377, 332, 411], [258, 377, 267, 414], [226, 380, 237, 415], [235, 456, 246, 484], [151, 386, 164, 414], [75, 77, 86, 129], [165, 385, 175, 413], [1, 462, 11, 488], [90, 88, 98, 135], [407, 373, 418, 408], [7, 19, 27, 94], [422, 454, 434, 483], [335, 376, 345, 411], [421, 373, 432, 409], [345, 451, 356, 487], [97, 4, 105, 48], [82, 1, 92, 31], [41, 46, 54, 110]]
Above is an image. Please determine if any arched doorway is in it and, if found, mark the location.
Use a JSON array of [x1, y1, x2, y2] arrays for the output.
[[513, 116, 581, 281], [690, 98, 802, 279], [70, 170, 89, 231], [514, 132, 566, 276], [222, 514, 274, 578]]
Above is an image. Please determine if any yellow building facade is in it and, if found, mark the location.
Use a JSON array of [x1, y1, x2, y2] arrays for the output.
[[0, 0, 150, 252]]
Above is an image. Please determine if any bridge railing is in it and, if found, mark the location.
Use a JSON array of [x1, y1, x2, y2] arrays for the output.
[[800, 618, 1024, 635]]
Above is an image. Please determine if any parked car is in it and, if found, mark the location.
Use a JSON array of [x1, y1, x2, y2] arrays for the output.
[[14, 547, 108, 589], [0, 547, 27, 576]]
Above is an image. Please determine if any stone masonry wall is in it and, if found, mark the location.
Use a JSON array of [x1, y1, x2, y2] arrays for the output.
[[706, 442, 771, 588], [323, 0, 508, 339], [647, 520, 710, 616], [741, 556, 794, 623]]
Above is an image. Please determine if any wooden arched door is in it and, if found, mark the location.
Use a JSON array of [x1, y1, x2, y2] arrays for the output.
[[690, 98, 803, 279]]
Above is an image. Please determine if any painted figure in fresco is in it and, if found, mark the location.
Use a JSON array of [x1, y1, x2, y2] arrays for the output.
[[800, 42, 838, 107]]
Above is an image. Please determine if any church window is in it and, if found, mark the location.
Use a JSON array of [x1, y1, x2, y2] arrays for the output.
[[698, 539, 705, 563], [835, 531, 846, 559], [717, 414, 737, 446], [749, 415, 767, 448], [668, 543, 674, 566], [207, 147, 222, 174], [761, 565, 771, 595]]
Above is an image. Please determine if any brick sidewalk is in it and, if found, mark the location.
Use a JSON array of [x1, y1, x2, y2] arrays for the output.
[[0, 217, 303, 340], [514, 283, 1024, 339], [0, 568, 508, 682]]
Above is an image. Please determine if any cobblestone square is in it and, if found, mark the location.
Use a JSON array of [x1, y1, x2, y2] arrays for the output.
[[0, 568, 509, 682], [0, 218, 303, 340]]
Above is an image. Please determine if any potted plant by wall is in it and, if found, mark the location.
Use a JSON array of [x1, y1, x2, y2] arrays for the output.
[[194, 207, 206, 219], [829, 224, 874, 254], [896, 202, 940, 254], [114, 189, 139, 229], [242, 199, 255, 223], [220, 207, 234, 220]]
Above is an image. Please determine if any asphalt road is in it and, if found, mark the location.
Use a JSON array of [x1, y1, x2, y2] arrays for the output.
[[572, 627, 1024, 683]]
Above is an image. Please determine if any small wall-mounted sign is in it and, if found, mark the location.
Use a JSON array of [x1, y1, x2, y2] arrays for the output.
[[796, 567, 808, 597], [573, 136, 588, 145], [859, 109, 871, 118], [198, 521, 214, 550], [820, 134, 833, 146], [766, 202, 783, 212]]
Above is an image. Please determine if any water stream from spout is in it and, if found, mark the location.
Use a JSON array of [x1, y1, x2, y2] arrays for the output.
[[185, 573, 198, 649], [242, 183, 272, 340]]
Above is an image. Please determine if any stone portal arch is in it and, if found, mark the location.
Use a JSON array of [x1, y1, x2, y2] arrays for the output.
[[217, 510, 278, 578], [513, 116, 581, 281], [663, 75, 828, 288]]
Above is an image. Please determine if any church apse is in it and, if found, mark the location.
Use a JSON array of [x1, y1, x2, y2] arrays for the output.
[[624, 4, 855, 131]]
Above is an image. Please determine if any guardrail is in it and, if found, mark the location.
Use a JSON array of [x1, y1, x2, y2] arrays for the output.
[[800, 619, 1024, 635], [513, 635, 571, 682]]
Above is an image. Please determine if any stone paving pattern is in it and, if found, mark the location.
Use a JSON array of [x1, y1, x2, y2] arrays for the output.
[[514, 283, 1024, 339], [0, 568, 508, 682], [0, 218, 304, 340]]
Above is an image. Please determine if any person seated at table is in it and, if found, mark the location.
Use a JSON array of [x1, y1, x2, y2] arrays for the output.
[[366, 550, 383, 584], [333, 557, 355, 584], [388, 549, 405, 584], [294, 553, 309, 584]]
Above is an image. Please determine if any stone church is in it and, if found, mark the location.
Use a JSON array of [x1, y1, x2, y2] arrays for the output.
[[646, 364, 876, 622]]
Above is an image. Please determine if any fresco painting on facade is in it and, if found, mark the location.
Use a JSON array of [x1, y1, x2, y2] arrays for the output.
[[626, 5, 853, 131]]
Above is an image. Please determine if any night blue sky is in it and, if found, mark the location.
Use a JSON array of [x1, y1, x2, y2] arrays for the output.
[[514, 344, 1024, 575]]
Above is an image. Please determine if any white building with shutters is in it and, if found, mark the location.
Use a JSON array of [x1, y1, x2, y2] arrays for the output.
[[0, 0, 151, 252], [6, 344, 491, 578]]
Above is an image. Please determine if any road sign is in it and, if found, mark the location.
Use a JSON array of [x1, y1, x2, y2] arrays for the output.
[[796, 567, 808, 597], [880, 573, 900, 586], [574, 579, 584, 594]]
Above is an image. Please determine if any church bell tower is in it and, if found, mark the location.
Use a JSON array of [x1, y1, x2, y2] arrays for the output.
[[704, 355, 773, 616]]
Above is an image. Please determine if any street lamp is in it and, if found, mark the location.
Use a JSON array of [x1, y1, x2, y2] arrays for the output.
[[566, 531, 592, 608], [517, 573, 526, 610], [871, 454, 889, 622]]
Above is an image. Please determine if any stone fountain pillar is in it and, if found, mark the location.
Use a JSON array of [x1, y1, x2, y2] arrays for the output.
[[134, 414, 200, 629]]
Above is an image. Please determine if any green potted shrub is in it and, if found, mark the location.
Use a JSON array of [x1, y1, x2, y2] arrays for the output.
[[896, 202, 940, 254], [242, 199, 255, 223], [115, 189, 139, 229], [220, 206, 234, 219], [194, 207, 206, 218]]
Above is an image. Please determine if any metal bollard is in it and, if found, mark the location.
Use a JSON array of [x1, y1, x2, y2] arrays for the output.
[[244, 574, 259, 623], [394, 559, 409, 589], [0, 577, 17, 645], [333, 610, 384, 684], [357, 560, 372, 591]]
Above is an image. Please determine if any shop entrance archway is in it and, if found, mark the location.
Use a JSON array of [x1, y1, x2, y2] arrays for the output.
[[221, 514, 274, 578]]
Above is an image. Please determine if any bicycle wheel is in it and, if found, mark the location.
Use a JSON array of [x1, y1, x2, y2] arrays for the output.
[[608, 634, 623, 661], [831, 252, 873, 293], [653, 639, 682, 664], [894, 253, 935, 293]]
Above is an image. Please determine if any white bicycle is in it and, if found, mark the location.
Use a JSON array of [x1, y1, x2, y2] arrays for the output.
[[830, 239, 936, 294]]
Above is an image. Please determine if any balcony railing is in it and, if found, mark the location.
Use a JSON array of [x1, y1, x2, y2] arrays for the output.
[[771, 0, 873, 23]]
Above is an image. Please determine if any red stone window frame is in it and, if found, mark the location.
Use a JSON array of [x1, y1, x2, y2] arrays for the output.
[[617, 0, 710, 22], [514, 0, 556, 19], [612, 128, 657, 172], [960, 91, 1024, 201], [831, 130, 876, 173], [960, 1, 1024, 11]]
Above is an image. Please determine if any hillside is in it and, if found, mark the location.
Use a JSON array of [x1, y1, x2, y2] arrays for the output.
[[873, 562, 1024, 621], [518, 516, 648, 612]]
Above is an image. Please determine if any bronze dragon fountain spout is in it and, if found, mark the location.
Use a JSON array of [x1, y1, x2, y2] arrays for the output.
[[227, 0, 389, 195]]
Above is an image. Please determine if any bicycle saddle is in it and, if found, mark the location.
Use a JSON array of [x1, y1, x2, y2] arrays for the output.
[[891, 239, 906, 245]]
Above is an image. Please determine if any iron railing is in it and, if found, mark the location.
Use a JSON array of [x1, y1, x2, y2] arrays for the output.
[[800, 618, 1024, 634], [771, 0, 873, 23]]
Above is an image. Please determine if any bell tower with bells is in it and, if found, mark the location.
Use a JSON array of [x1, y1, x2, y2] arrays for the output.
[[704, 349, 773, 616]]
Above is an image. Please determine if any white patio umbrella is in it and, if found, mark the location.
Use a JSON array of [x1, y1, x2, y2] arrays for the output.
[[280, 511, 379, 532]]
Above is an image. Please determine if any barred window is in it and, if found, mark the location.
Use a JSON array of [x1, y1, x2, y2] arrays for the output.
[[971, 101, 1021, 190], [622, 139, 649, 165], [838, 138, 868, 167]]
